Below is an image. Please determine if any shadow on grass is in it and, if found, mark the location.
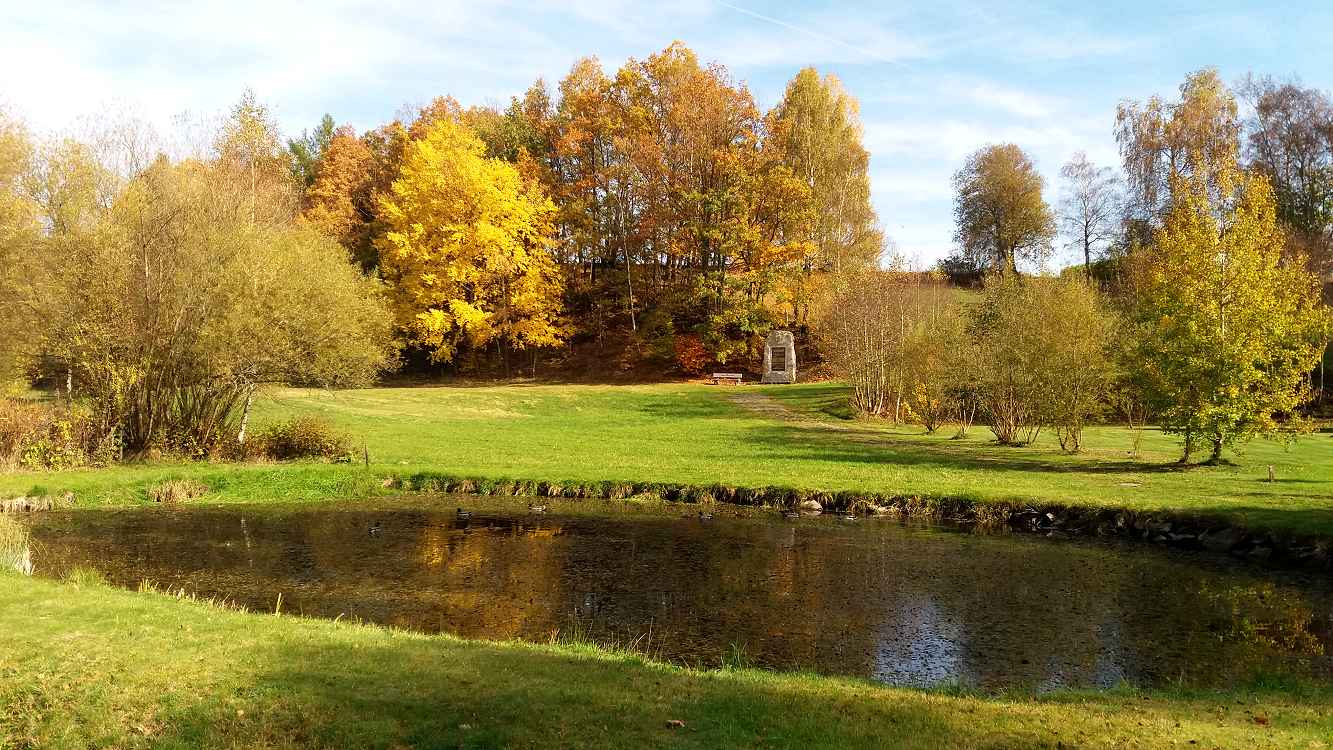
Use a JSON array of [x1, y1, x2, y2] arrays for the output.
[[756, 384, 858, 421], [149, 637, 985, 750], [633, 393, 752, 421], [741, 422, 1180, 476]]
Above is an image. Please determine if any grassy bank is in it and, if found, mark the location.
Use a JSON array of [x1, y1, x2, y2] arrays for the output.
[[1, 573, 1328, 749], [3, 382, 1331, 536]]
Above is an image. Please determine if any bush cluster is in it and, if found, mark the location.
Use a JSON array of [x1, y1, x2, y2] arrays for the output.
[[817, 271, 1118, 451], [1, 399, 354, 469], [0, 398, 120, 470], [252, 416, 353, 462]]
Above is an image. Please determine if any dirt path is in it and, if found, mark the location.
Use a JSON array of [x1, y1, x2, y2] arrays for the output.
[[727, 391, 802, 421], [727, 390, 873, 438]]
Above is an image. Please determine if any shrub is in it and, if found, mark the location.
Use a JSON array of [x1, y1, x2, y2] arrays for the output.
[[0, 398, 108, 470], [63, 566, 107, 587], [673, 334, 713, 375], [148, 479, 209, 505], [0, 399, 48, 468], [256, 416, 352, 461], [971, 275, 1116, 448], [817, 268, 959, 423], [0, 515, 32, 576]]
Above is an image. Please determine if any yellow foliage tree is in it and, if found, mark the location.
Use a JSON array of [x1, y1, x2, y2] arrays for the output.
[[377, 119, 566, 369], [0, 110, 42, 386], [1133, 162, 1331, 462]]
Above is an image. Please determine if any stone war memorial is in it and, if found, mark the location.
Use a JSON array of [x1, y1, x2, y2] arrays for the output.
[[761, 330, 796, 384]]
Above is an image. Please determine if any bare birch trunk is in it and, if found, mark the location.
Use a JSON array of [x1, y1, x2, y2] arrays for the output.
[[237, 387, 255, 445]]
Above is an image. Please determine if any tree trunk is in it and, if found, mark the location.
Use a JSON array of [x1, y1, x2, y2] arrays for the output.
[[237, 387, 255, 445], [1083, 225, 1093, 281], [1320, 354, 1326, 399], [1179, 430, 1194, 464], [625, 245, 637, 332]]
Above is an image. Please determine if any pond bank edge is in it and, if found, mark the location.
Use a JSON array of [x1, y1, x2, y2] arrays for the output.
[[385, 471, 1331, 570]]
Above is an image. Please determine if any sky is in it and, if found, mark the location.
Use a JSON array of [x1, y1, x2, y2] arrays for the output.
[[4, 0, 1332, 267]]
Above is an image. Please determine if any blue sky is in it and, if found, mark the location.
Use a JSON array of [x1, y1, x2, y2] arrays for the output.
[[3, 0, 1331, 266]]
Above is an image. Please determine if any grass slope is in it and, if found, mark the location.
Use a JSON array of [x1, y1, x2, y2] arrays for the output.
[[2, 574, 1329, 749], [3, 382, 1332, 536]]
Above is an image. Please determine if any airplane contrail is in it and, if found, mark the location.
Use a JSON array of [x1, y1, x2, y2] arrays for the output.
[[712, 1, 913, 68]]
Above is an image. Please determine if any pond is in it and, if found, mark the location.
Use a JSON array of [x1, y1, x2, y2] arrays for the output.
[[25, 498, 1333, 691]]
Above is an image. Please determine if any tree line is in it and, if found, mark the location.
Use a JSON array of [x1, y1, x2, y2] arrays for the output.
[[830, 69, 1331, 462], [296, 42, 879, 374], [0, 41, 879, 456], [0, 97, 393, 458], [1, 51, 1330, 464]]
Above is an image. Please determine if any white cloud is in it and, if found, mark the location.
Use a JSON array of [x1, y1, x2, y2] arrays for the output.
[[0, 0, 1165, 269], [963, 83, 1060, 119]]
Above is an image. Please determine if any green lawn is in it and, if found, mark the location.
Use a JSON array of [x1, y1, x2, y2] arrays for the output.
[[2, 573, 1329, 749], [4, 383, 1333, 747], [3, 381, 1331, 536]]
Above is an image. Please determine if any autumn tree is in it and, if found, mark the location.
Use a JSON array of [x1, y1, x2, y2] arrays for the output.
[[1132, 164, 1330, 462], [952, 144, 1056, 276], [302, 124, 379, 269], [1239, 74, 1333, 279], [215, 89, 297, 225], [469, 81, 553, 163], [532, 43, 818, 365], [548, 57, 625, 325], [620, 43, 765, 317], [768, 67, 881, 278], [288, 113, 336, 189], [377, 118, 566, 372], [1058, 152, 1122, 279], [0, 110, 42, 386], [1116, 68, 1241, 229]]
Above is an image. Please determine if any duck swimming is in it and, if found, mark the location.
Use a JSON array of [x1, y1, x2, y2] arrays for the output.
[[456, 507, 472, 521]]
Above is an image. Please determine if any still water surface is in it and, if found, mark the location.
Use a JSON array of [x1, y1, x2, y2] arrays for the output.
[[26, 498, 1333, 690]]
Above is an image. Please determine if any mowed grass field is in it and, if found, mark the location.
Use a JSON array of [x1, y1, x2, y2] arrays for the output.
[[3, 574, 1330, 749], [4, 383, 1333, 748], [3, 381, 1331, 535]]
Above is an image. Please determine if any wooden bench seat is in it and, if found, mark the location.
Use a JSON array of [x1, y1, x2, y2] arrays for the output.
[[711, 372, 743, 385]]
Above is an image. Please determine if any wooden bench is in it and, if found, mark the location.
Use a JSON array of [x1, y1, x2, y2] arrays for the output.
[[711, 372, 743, 385]]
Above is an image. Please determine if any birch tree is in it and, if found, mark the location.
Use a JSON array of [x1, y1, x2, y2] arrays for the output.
[[1059, 152, 1122, 279]]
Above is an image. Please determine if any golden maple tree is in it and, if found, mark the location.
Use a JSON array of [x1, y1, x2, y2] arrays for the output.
[[377, 118, 566, 368]]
